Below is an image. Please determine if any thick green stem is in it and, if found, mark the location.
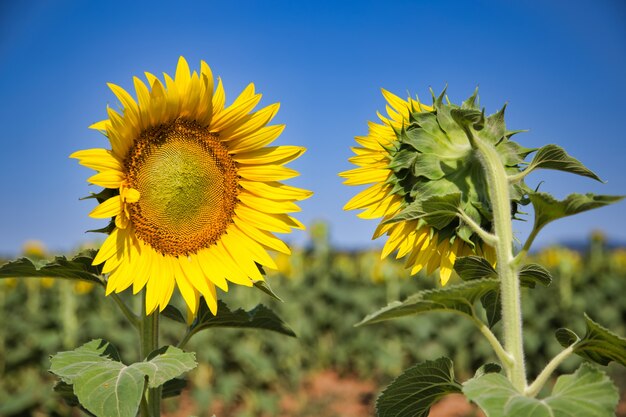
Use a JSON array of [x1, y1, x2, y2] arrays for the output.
[[473, 135, 527, 392], [140, 294, 161, 417]]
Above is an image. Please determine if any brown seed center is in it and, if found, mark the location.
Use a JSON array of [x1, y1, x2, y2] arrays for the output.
[[124, 119, 238, 256]]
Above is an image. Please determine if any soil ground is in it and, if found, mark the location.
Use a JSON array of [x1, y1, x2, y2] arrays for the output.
[[165, 370, 626, 416]]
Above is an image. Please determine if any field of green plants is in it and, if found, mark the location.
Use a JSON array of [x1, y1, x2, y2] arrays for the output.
[[1, 222, 625, 417]]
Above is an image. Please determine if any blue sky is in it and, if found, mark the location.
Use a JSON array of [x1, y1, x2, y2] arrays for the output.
[[1, 0, 625, 256]]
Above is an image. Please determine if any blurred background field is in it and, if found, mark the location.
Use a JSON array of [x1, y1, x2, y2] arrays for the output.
[[1, 222, 625, 417]]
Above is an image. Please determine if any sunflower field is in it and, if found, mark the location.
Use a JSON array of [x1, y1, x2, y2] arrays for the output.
[[1, 224, 624, 417]]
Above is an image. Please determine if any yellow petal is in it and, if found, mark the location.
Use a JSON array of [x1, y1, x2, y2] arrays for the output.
[[88, 170, 124, 188], [227, 125, 285, 153], [92, 228, 120, 265], [238, 192, 301, 214], [239, 180, 313, 201], [233, 146, 305, 165], [89, 196, 122, 219], [70, 149, 123, 172], [238, 165, 299, 182]]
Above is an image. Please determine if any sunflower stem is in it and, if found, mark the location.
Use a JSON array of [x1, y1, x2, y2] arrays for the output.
[[472, 317, 514, 369], [456, 208, 499, 247], [110, 292, 140, 329], [473, 134, 527, 392], [525, 344, 574, 397], [512, 226, 540, 267], [140, 294, 161, 417]]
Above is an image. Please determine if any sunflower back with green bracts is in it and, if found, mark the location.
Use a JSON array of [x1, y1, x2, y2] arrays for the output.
[[385, 89, 534, 248]]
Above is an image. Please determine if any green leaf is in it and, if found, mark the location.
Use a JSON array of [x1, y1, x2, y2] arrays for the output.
[[53, 382, 97, 417], [464, 363, 618, 417], [50, 339, 120, 383], [162, 378, 187, 399], [474, 363, 502, 379], [525, 144, 602, 182], [376, 357, 461, 417], [452, 258, 551, 328], [189, 299, 296, 338], [480, 290, 502, 329], [518, 263, 552, 288], [530, 192, 624, 233], [72, 359, 147, 417], [0, 250, 103, 285], [133, 346, 196, 388], [454, 256, 497, 281], [356, 278, 499, 326], [50, 341, 196, 417], [556, 314, 626, 367]]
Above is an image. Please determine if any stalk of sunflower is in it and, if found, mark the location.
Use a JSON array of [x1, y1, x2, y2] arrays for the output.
[[341, 88, 529, 285], [72, 57, 311, 317]]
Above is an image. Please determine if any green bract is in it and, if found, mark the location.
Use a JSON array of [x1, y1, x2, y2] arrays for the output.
[[386, 89, 533, 248]]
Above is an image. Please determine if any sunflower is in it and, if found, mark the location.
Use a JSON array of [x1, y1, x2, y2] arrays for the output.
[[72, 57, 311, 315], [341, 89, 529, 285]]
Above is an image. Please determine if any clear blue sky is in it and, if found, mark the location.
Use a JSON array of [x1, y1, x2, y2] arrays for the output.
[[1, 0, 625, 256]]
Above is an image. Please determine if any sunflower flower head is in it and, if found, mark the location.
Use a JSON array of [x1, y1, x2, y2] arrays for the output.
[[72, 57, 311, 316], [341, 88, 531, 285]]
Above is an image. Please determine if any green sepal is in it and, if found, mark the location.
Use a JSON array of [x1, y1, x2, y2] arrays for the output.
[[356, 278, 499, 326], [0, 250, 103, 285], [253, 279, 284, 302], [463, 363, 619, 417], [529, 192, 624, 233], [80, 188, 118, 203], [524, 144, 603, 182], [376, 357, 462, 417], [185, 299, 296, 340], [160, 305, 186, 324], [388, 193, 460, 229], [556, 314, 626, 367]]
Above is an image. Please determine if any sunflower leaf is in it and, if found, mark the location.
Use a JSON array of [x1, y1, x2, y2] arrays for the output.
[[376, 357, 462, 417], [0, 250, 103, 285], [556, 314, 626, 367], [463, 363, 619, 417], [133, 346, 197, 388], [529, 192, 624, 233], [356, 278, 499, 326], [50, 340, 196, 417], [189, 299, 296, 338], [524, 144, 603, 182], [452, 258, 551, 328], [519, 263, 552, 288], [161, 378, 187, 399], [454, 256, 497, 281], [474, 363, 502, 379]]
